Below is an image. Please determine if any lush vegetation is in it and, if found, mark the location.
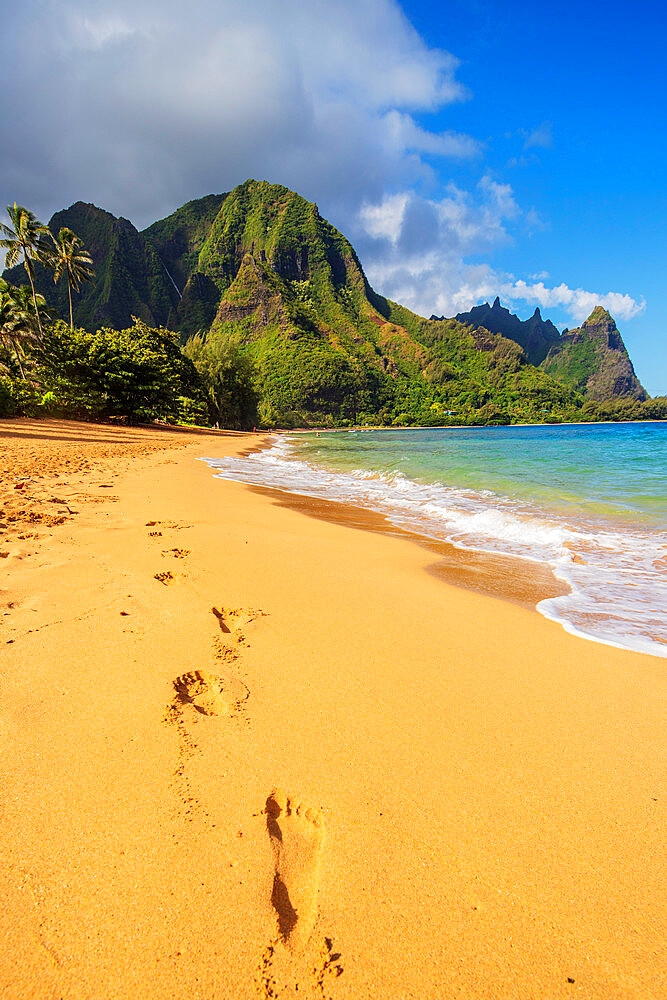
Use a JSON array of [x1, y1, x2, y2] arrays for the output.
[[542, 333, 599, 393], [183, 334, 258, 428], [0, 313, 209, 424], [0, 204, 210, 426], [0, 204, 53, 335], [143, 194, 227, 290], [0, 277, 50, 377], [3, 202, 179, 332], [0, 204, 252, 426], [1, 184, 663, 429], [188, 181, 591, 427], [578, 396, 667, 422]]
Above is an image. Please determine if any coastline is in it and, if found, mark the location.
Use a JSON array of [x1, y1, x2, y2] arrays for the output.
[[247, 483, 570, 610], [206, 425, 667, 657], [1, 418, 664, 999], [285, 417, 667, 433]]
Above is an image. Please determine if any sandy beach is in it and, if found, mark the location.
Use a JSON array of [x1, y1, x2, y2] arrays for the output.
[[0, 418, 664, 999]]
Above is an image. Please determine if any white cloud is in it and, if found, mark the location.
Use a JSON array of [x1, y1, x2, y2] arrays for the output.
[[356, 180, 520, 316], [524, 207, 548, 232], [1, 0, 471, 227], [382, 111, 480, 158], [523, 121, 553, 150], [502, 281, 646, 323], [1, 1, 645, 335], [356, 187, 645, 325], [69, 15, 138, 51], [359, 193, 410, 244]]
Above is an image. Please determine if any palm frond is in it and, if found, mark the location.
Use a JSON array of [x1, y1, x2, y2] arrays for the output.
[[50, 226, 95, 325], [1, 244, 21, 269]]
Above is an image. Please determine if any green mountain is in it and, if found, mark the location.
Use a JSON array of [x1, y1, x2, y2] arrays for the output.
[[3, 202, 179, 330], [1, 180, 649, 425], [142, 194, 227, 336], [542, 306, 647, 400], [139, 180, 581, 424], [454, 297, 646, 400]]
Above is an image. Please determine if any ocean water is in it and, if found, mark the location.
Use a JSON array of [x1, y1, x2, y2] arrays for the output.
[[202, 423, 667, 658]]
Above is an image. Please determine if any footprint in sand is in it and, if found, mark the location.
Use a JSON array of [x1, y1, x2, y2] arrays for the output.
[[266, 790, 325, 951], [162, 548, 190, 559], [154, 570, 176, 585], [166, 670, 248, 824], [146, 519, 192, 530], [212, 606, 264, 645], [173, 670, 229, 716]]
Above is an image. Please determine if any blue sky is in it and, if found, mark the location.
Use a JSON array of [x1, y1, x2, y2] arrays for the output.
[[1, 0, 665, 392], [398, 0, 666, 392]]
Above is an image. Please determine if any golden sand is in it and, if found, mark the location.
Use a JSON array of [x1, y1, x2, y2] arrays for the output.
[[0, 418, 664, 999]]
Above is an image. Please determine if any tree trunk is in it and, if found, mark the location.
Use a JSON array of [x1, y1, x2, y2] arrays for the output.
[[25, 260, 43, 337], [10, 338, 25, 378], [68, 279, 73, 330]]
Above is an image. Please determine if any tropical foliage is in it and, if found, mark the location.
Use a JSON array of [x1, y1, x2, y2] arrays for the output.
[[2, 201, 177, 332], [51, 227, 95, 328], [0, 204, 52, 335], [33, 319, 208, 422], [0, 278, 50, 377], [182, 334, 258, 428]]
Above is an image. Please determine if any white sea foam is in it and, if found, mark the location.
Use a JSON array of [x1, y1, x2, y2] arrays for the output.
[[200, 437, 667, 658]]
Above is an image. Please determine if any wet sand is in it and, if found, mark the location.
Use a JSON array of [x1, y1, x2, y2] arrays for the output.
[[0, 418, 664, 999]]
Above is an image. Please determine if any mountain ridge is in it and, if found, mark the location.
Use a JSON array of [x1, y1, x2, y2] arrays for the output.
[[451, 297, 561, 366], [2, 180, 650, 425], [452, 296, 646, 400]]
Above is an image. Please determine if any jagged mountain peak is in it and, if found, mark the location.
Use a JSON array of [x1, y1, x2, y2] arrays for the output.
[[55, 200, 112, 218], [543, 308, 646, 401], [583, 305, 615, 327], [455, 298, 560, 366], [3, 200, 178, 330]]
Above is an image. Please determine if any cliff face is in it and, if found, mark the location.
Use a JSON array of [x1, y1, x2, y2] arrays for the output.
[[454, 297, 561, 366], [453, 298, 646, 400], [3, 202, 179, 330], [142, 193, 227, 290], [542, 307, 647, 401]]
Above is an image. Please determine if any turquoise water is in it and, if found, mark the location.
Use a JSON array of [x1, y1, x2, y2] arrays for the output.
[[295, 423, 667, 525], [203, 422, 667, 657]]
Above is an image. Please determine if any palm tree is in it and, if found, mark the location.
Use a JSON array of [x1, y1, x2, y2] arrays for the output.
[[0, 278, 45, 377], [0, 204, 52, 336], [51, 227, 94, 329]]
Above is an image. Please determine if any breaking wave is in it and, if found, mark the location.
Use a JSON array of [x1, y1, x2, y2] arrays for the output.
[[201, 435, 667, 658]]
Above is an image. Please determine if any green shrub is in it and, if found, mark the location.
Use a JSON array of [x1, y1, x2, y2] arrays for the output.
[[0, 376, 42, 417], [35, 319, 208, 423]]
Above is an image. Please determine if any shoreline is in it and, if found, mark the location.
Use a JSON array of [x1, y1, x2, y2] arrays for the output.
[[205, 429, 666, 658], [209, 432, 570, 612], [248, 482, 570, 611], [1, 418, 665, 999], [284, 417, 667, 433]]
